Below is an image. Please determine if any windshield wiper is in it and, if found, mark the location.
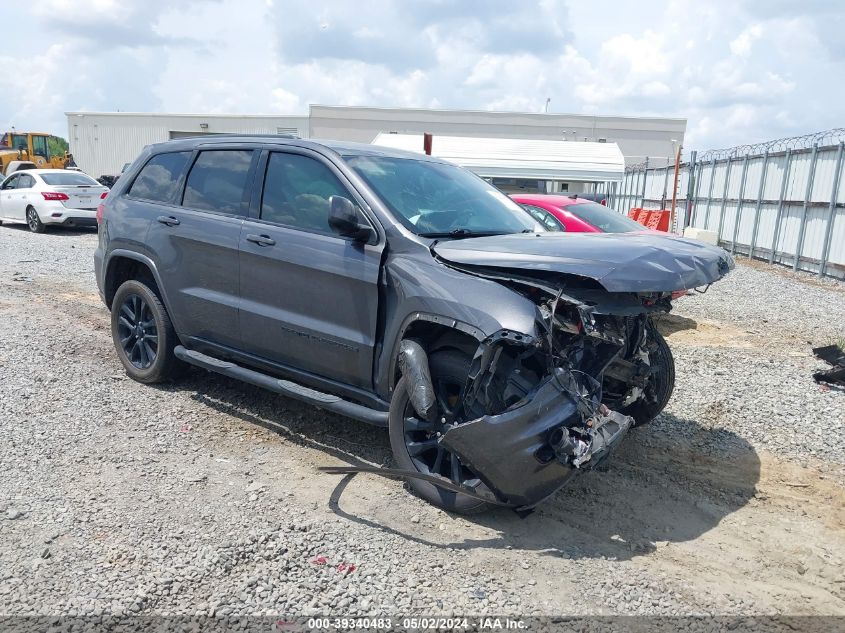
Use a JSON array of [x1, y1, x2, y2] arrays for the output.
[[419, 228, 509, 239]]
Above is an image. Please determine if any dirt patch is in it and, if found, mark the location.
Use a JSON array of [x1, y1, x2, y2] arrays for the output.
[[654, 313, 754, 348]]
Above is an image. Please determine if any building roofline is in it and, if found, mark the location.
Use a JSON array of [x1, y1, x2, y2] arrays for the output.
[[64, 111, 307, 119], [309, 104, 687, 125]]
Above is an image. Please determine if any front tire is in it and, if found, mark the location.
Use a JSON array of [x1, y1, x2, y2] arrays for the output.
[[389, 349, 493, 514], [26, 207, 45, 233], [111, 279, 185, 384], [623, 325, 675, 425]]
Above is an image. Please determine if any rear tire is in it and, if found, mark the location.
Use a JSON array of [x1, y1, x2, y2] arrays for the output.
[[26, 207, 45, 233], [111, 279, 185, 384], [389, 349, 493, 514], [623, 325, 675, 425]]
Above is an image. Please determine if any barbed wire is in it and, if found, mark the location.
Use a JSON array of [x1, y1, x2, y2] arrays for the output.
[[624, 127, 845, 172], [698, 127, 845, 160]]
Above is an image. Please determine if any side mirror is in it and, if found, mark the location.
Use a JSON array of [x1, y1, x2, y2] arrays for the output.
[[328, 195, 374, 242]]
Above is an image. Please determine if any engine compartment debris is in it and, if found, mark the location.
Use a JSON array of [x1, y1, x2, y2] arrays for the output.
[[812, 344, 845, 387]]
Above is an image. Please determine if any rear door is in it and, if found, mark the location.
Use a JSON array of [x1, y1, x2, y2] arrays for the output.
[[137, 147, 258, 350], [238, 148, 384, 389]]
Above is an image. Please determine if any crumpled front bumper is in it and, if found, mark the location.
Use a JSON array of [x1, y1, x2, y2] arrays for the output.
[[440, 368, 597, 508]]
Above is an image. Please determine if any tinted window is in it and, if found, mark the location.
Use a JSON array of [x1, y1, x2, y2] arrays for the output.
[[346, 156, 534, 237], [17, 174, 35, 189], [564, 201, 645, 233], [128, 151, 191, 203], [1, 175, 19, 190], [40, 173, 100, 186], [183, 150, 253, 215], [521, 204, 564, 232], [261, 152, 351, 233]]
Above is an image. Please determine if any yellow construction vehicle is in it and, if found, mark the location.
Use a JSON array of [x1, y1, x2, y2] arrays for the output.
[[0, 132, 76, 175]]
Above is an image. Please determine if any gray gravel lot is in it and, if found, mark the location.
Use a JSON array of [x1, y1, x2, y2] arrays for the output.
[[0, 225, 843, 621]]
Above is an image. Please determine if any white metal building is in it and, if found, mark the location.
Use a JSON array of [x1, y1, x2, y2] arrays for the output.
[[373, 133, 625, 192], [66, 106, 684, 181], [65, 112, 307, 178]]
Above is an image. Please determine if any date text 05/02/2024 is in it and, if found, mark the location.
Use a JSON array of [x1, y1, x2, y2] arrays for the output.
[[305, 617, 527, 630]]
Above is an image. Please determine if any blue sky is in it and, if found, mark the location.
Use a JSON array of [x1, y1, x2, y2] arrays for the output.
[[1, 0, 842, 150]]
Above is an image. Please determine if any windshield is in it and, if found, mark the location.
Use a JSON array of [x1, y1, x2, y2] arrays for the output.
[[40, 172, 100, 187], [344, 155, 536, 237], [565, 201, 646, 233]]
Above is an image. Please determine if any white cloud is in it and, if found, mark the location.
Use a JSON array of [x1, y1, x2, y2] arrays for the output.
[[730, 24, 763, 56], [0, 0, 842, 152]]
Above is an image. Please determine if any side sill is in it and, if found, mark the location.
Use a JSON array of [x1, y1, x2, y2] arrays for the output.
[[174, 346, 389, 427]]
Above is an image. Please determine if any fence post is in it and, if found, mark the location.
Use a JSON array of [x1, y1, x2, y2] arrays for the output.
[[819, 141, 845, 277], [748, 150, 770, 259], [640, 158, 649, 207], [716, 156, 735, 244], [703, 157, 717, 229], [685, 150, 699, 229], [730, 155, 750, 254], [793, 143, 819, 271], [661, 162, 671, 209], [769, 148, 793, 264]]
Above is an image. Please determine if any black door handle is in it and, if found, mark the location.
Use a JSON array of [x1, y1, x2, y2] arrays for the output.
[[246, 234, 275, 247], [157, 215, 180, 226]]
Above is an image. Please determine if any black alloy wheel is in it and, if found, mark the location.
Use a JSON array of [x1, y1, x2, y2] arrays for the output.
[[116, 293, 159, 370], [401, 376, 482, 490], [388, 349, 493, 513]]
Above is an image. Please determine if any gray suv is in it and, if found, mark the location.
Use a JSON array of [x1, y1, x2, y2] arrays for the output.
[[94, 135, 733, 513]]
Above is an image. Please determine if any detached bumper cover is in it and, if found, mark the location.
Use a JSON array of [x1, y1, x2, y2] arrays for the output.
[[440, 369, 584, 508]]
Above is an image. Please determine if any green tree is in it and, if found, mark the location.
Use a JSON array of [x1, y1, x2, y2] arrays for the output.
[[47, 136, 69, 159]]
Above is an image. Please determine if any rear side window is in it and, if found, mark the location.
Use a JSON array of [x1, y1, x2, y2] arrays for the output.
[[40, 173, 99, 186], [182, 150, 254, 215], [260, 152, 351, 233], [128, 151, 191, 203]]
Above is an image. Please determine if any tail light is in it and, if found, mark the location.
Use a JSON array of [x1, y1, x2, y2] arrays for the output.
[[671, 290, 687, 300], [41, 192, 69, 201], [96, 192, 108, 224]]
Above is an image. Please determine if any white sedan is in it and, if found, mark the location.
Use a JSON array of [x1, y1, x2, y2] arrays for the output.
[[0, 169, 108, 233]]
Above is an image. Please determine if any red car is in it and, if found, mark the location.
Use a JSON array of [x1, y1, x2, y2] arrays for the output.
[[512, 194, 648, 234]]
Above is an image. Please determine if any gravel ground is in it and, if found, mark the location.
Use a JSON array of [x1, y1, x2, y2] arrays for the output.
[[0, 225, 843, 623]]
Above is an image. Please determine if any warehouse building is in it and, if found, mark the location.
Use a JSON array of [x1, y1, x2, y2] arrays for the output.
[[65, 105, 684, 191]]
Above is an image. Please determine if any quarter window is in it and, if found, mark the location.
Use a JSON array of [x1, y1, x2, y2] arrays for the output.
[[182, 150, 254, 215], [261, 152, 351, 234], [128, 151, 191, 203]]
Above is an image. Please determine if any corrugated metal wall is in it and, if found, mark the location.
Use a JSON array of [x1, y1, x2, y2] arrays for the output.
[[607, 140, 845, 279], [67, 113, 309, 178]]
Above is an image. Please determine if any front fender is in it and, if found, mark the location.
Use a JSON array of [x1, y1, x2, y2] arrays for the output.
[[374, 254, 539, 399]]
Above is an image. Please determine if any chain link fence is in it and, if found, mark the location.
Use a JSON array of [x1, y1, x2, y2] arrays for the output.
[[605, 128, 845, 279]]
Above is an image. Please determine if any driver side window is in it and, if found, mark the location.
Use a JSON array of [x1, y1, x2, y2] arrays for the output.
[[261, 152, 352, 235]]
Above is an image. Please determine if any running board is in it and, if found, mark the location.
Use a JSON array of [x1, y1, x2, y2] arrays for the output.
[[174, 346, 388, 427]]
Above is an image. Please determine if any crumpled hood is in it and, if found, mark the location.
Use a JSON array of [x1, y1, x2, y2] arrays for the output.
[[433, 232, 734, 292]]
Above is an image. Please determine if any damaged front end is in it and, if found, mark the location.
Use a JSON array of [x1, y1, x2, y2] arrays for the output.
[[399, 282, 671, 510]]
